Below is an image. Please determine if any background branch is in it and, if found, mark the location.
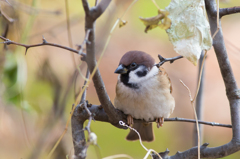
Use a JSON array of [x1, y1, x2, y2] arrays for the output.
[[193, 51, 206, 146], [0, 10, 15, 23], [0, 36, 86, 57]]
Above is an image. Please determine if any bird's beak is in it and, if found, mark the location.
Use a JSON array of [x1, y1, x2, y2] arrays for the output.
[[114, 64, 128, 74]]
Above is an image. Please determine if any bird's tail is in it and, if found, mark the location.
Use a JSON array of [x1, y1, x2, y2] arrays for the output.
[[126, 122, 154, 142]]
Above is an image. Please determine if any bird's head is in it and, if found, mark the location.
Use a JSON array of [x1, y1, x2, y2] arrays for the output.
[[114, 51, 157, 88]]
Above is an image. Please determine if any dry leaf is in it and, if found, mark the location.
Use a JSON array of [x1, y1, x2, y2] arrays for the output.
[[139, 10, 171, 33], [165, 0, 212, 65], [119, 19, 127, 28]]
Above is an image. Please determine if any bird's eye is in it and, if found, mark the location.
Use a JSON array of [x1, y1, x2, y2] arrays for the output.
[[130, 63, 137, 68]]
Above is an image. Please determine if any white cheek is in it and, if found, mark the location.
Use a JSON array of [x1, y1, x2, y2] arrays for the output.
[[128, 71, 141, 83], [128, 66, 158, 84]]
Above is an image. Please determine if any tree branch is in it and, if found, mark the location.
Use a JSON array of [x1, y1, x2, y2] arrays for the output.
[[81, 0, 90, 16], [78, 29, 91, 61], [0, 36, 86, 58], [82, 0, 123, 127], [81, 0, 112, 20], [220, 6, 240, 18], [71, 70, 90, 159], [91, 0, 112, 20], [76, 104, 232, 128], [155, 54, 183, 68]]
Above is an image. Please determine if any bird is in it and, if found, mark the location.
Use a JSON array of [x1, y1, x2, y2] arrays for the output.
[[114, 50, 175, 142]]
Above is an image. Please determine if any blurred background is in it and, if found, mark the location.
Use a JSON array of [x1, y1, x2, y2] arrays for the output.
[[0, 0, 240, 158]]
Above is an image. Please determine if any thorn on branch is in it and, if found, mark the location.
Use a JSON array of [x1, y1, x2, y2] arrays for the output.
[[76, 44, 82, 50], [152, 148, 170, 159], [155, 54, 183, 68], [78, 29, 91, 55], [202, 143, 209, 148], [42, 36, 47, 44], [25, 48, 28, 55]]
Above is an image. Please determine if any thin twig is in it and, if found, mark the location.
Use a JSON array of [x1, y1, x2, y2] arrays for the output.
[[0, 36, 86, 57], [119, 121, 162, 159], [85, 115, 93, 134], [78, 29, 91, 55], [64, 0, 77, 68], [220, 6, 240, 18], [194, 51, 206, 146], [164, 118, 232, 128], [192, 51, 207, 102], [1, 24, 9, 50], [155, 55, 183, 68], [7, 0, 61, 15], [0, 10, 15, 23], [80, 69, 90, 103], [151, 0, 161, 11], [64, 0, 73, 49], [180, 80, 200, 159], [180, 80, 193, 100]]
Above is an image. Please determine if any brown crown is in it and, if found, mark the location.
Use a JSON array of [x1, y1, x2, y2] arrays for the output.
[[119, 51, 155, 69]]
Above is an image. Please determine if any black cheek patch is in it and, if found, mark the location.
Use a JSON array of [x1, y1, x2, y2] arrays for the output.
[[120, 73, 139, 89], [136, 70, 147, 77]]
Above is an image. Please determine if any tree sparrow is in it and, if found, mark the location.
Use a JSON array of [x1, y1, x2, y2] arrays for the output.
[[114, 51, 175, 142]]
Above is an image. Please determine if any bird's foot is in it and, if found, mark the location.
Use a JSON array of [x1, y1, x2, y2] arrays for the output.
[[156, 117, 164, 128], [127, 115, 134, 126]]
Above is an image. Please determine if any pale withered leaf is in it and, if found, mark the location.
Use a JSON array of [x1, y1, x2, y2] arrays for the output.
[[139, 10, 171, 33], [119, 19, 127, 28], [165, 0, 212, 65], [159, 11, 171, 30]]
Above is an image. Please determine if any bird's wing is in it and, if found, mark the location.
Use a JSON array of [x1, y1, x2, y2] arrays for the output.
[[159, 67, 173, 94]]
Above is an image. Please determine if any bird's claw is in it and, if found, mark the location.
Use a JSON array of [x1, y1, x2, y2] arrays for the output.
[[127, 115, 134, 126], [156, 117, 164, 128]]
